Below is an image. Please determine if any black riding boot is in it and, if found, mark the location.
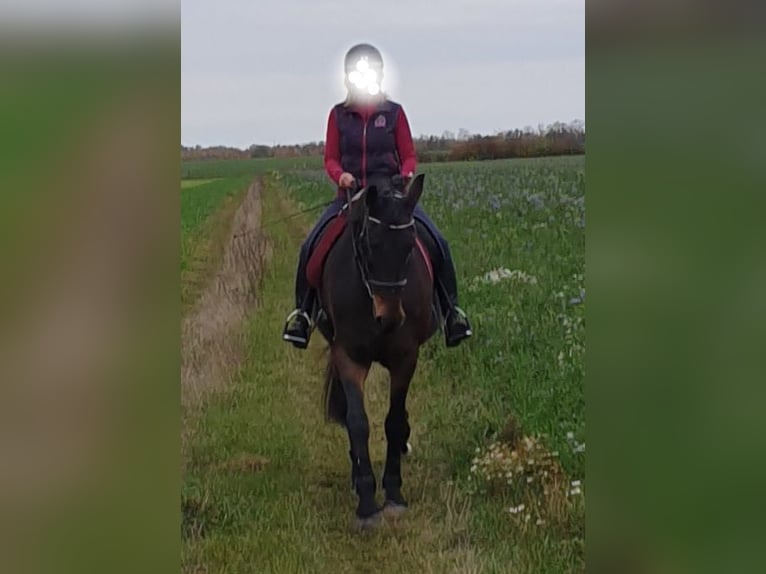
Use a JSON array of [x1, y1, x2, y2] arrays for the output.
[[282, 291, 314, 349], [282, 257, 315, 349], [436, 248, 473, 348]]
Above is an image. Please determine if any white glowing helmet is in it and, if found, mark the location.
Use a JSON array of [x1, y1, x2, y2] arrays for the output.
[[344, 43, 383, 95]]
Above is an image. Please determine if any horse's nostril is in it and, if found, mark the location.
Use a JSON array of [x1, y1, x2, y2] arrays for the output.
[[375, 315, 384, 324]]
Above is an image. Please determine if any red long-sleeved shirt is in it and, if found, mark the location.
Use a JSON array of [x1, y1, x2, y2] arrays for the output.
[[324, 103, 417, 186]]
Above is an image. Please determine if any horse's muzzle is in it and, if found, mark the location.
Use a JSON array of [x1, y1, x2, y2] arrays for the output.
[[373, 294, 406, 331]]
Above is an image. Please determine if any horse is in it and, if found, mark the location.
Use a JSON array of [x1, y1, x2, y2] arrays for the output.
[[317, 174, 438, 528]]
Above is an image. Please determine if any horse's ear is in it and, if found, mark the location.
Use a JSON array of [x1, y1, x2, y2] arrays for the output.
[[403, 174, 425, 213]]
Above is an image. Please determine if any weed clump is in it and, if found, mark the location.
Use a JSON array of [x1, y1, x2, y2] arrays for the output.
[[469, 416, 584, 532]]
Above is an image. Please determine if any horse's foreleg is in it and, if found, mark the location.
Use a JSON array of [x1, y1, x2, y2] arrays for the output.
[[333, 347, 378, 525], [383, 354, 417, 514]]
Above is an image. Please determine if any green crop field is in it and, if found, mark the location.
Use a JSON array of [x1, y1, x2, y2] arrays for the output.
[[182, 156, 585, 573], [181, 175, 252, 308]]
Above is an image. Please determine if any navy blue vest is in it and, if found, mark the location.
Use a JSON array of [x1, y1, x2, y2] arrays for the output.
[[333, 100, 402, 189]]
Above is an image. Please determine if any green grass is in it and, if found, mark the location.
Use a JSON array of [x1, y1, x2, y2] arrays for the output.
[[181, 178, 220, 189], [181, 176, 251, 308], [182, 157, 585, 572]]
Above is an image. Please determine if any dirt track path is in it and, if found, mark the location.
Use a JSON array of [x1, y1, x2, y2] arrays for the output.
[[181, 179, 269, 443]]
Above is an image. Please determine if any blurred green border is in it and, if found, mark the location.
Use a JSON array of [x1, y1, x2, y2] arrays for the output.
[[588, 36, 766, 573]]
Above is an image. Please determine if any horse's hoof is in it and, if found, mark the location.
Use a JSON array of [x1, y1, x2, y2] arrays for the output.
[[402, 441, 413, 456], [354, 511, 382, 531], [383, 501, 408, 518]]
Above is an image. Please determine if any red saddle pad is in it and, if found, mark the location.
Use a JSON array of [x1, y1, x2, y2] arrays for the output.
[[306, 214, 348, 289]]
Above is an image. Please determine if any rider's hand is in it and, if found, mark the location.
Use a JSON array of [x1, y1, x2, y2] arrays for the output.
[[339, 172, 356, 189], [393, 172, 413, 192]]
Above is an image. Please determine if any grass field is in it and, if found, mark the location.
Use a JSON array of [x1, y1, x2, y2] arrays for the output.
[[181, 176, 252, 308], [181, 156, 585, 572], [182, 178, 220, 189]]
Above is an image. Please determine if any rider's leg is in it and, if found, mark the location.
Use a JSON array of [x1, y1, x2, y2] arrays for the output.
[[283, 199, 346, 348], [413, 205, 472, 347]]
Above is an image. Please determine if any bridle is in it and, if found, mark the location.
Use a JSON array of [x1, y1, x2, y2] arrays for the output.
[[352, 209, 415, 299]]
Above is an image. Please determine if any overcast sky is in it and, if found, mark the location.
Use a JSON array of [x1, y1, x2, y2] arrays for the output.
[[182, 0, 584, 147]]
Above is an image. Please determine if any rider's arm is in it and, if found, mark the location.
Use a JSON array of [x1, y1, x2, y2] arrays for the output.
[[324, 108, 344, 184], [395, 107, 417, 178]]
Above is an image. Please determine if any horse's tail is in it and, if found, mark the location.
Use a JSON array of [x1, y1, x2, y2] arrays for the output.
[[323, 357, 347, 426]]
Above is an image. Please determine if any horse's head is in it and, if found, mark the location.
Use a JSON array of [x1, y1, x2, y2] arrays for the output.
[[349, 174, 425, 329]]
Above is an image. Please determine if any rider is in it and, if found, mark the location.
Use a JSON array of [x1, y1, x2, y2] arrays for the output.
[[282, 43, 472, 349]]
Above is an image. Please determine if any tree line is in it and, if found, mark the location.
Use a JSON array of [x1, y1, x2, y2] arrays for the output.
[[181, 120, 584, 162]]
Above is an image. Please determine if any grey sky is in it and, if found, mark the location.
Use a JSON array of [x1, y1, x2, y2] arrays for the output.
[[182, 0, 584, 147]]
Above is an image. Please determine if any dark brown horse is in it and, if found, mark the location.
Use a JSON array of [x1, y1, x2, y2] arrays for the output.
[[318, 174, 438, 528]]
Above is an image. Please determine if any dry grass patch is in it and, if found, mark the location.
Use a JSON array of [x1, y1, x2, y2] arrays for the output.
[[469, 415, 584, 534], [215, 453, 271, 473]]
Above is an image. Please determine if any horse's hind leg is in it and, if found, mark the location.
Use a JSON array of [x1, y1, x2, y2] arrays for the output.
[[332, 347, 378, 527], [382, 354, 417, 515]]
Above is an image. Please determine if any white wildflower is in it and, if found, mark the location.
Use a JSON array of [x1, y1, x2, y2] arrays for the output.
[[509, 503, 525, 514], [474, 268, 538, 286]]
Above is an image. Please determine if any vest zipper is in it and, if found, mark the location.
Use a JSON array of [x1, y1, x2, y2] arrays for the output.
[[361, 115, 368, 188]]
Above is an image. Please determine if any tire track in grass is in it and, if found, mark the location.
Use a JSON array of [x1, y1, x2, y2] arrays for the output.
[[181, 178, 268, 411], [183, 176, 486, 573]]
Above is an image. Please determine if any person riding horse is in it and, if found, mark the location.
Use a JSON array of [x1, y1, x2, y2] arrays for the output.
[[282, 43, 472, 349]]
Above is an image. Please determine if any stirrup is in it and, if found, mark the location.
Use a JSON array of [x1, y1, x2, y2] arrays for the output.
[[283, 333, 309, 345], [282, 309, 313, 348], [284, 309, 313, 327], [444, 306, 472, 347]]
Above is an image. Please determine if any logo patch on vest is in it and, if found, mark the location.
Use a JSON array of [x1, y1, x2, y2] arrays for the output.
[[374, 114, 386, 128]]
